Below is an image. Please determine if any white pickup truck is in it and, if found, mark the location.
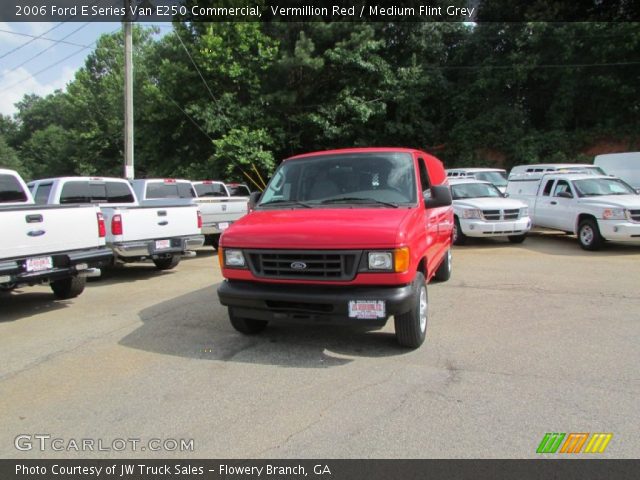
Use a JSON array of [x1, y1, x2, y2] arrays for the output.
[[192, 180, 247, 248], [28, 177, 204, 270], [449, 178, 531, 245], [506, 172, 640, 250], [1, 169, 112, 298]]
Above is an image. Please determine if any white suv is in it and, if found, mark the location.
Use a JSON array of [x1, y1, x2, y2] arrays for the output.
[[450, 178, 532, 245]]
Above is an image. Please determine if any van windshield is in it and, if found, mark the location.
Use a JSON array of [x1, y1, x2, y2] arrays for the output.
[[451, 182, 503, 199], [573, 178, 636, 196], [474, 171, 507, 187], [259, 153, 417, 208]]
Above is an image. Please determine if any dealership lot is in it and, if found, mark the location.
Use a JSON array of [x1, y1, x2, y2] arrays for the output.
[[1, 233, 639, 458]]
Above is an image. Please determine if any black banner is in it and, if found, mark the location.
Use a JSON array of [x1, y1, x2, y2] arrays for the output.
[[2, 0, 640, 23], [2, 460, 640, 480]]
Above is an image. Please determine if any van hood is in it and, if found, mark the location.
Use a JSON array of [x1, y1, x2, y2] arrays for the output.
[[221, 207, 416, 249], [577, 195, 640, 209]]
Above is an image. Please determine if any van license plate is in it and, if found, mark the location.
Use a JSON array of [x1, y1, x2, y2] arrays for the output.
[[26, 256, 53, 272], [155, 240, 171, 250], [218, 222, 229, 230], [348, 300, 386, 319]]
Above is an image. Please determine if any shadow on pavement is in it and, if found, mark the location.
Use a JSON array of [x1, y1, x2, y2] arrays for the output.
[[120, 284, 407, 368], [0, 290, 69, 323], [455, 230, 640, 257]]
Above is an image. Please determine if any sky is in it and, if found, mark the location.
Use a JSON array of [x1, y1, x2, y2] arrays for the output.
[[0, 21, 168, 117]]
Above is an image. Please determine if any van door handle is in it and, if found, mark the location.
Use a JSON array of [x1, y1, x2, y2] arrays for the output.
[[27, 230, 46, 237], [26, 214, 43, 223], [550, 201, 557, 205], [158, 221, 168, 226]]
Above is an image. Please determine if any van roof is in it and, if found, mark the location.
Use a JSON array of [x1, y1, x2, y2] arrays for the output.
[[285, 147, 425, 161]]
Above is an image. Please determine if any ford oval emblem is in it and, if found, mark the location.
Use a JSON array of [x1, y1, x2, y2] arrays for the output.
[[290, 261, 307, 270]]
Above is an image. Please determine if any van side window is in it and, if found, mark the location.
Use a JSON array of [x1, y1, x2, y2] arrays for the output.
[[417, 158, 431, 198], [542, 180, 554, 196], [34, 183, 52, 204]]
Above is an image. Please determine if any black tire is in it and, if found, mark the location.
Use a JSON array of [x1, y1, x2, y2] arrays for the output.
[[153, 254, 181, 270], [508, 234, 527, 244], [211, 234, 220, 250], [434, 249, 452, 282], [51, 276, 86, 299], [453, 217, 467, 245], [229, 308, 268, 334], [0, 283, 17, 293], [578, 218, 604, 251], [394, 272, 428, 349]]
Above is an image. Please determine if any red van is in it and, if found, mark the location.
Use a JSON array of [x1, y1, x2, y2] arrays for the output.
[[217, 148, 453, 348]]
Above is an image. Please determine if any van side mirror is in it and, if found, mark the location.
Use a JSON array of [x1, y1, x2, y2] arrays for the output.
[[557, 191, 573, 199], [248, 191, 262, 211], [424, 185, 452, 208]]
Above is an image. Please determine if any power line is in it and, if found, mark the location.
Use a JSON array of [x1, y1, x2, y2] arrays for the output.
[[0, 28, 90, 49], [0, 28, 121, 95], [2, 23, 92, 79], [0, 23, 65, 60]]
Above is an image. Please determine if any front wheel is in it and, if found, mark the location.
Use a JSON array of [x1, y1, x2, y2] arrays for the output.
[[453, 217, 467, 245], [508, 234, 527, 244], [51, 276, 86, 299], [434, 249, 452, 282], [578, 219, 604, 251], [394, 272, 428, 349], [153, 254, 181, 270]]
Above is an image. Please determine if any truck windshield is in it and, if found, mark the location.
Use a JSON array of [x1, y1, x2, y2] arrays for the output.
[[451, 182, 503, 199], [0, 174, 28, 203], [259, 152, 416, 207], [474, 171, 507, 187], [573, 178, 637, 196], [195, 183, 227, 197]]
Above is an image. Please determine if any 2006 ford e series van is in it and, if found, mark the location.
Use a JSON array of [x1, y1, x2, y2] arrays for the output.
[[216, 148, 454, 348]]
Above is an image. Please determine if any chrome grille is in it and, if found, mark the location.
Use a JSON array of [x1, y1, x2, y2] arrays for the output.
[[246, 250, 361, 281], [481, 209, 521, 221]]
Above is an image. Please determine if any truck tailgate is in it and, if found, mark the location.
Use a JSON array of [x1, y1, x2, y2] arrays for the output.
[[197, 198, 247, 224], [105, 205, 200, 241], [1, 204, 103, 260]]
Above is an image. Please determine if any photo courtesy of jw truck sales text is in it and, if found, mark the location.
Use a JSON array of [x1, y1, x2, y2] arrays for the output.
[[1, 1, 639, 479]]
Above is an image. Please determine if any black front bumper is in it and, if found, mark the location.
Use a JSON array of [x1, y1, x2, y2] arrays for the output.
[[217, 280, 418, 326], [0, 247, 113, 286]]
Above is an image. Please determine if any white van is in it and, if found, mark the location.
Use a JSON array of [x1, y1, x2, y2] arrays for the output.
[[445, 168, 508, 193], [508, 163, 604, 179], [594, 152, 640, 191]]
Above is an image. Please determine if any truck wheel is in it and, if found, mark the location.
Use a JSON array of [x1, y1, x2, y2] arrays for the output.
[[51, 276, 86, 299], [578, 219, 604, 251], [0, 283, 17, 293], [153, 254, 181, 270], [394, 272, 427, 349], [508, 234, 527, 244], [229, 308, 268, 334], [453, 217, 467, 245], [434, 249, 452, 282]]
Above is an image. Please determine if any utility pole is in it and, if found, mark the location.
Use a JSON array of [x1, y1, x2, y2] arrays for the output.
[[123, 0, 134, 180]]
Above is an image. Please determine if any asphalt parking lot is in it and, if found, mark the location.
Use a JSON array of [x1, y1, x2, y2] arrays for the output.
[[1, 232, 639, 459]]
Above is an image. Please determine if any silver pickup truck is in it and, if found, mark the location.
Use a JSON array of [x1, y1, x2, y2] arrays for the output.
[[29, 177, 204, 270], [192, 180, 248, 248], [2, 169, 112, 298]]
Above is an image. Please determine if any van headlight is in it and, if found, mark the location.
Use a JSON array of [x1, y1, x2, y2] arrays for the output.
[[462, 208, 482, 219], [224, 249, 246, 267], [368, 252, 393, 270], [602, 208, 626, 220], [367, 248, 410, 273]]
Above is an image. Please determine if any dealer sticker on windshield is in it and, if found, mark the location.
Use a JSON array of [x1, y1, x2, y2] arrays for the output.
[[348, 300, 386, 319]]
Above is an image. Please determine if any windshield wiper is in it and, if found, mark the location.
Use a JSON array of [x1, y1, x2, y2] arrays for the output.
[[259, 199, 313, 208], [320, 197, 399, 208]]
